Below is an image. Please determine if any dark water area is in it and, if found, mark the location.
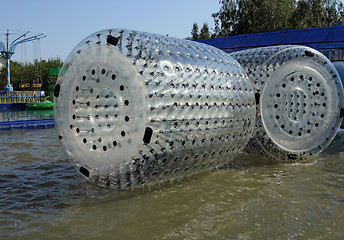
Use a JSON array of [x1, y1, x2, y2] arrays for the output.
[[0, 128, 343, 239]]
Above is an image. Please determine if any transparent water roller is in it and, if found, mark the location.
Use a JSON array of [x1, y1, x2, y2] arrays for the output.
[[231, 45, 344, 161], [54, 29, 256, 188], [333, 61, 344, 129]]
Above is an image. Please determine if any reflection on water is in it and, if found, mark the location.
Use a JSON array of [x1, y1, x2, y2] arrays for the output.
[[0, 109, 54, 122], [0, 128, 343, 239]]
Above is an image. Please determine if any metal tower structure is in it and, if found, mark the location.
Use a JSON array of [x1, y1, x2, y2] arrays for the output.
[[0, 29, 46, 92]]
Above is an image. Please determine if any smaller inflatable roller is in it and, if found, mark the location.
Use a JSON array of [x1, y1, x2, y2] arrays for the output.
[[333, 61, 344, 129], [231, 45, 344, 161]]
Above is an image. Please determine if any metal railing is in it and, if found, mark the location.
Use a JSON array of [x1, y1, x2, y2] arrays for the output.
[[0, 93, 40, 103]]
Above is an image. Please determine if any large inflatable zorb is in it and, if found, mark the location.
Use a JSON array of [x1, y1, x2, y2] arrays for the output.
[[54, 29, 256, 188]]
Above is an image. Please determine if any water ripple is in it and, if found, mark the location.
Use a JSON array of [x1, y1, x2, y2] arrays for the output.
[[0, 128, 344, 239]]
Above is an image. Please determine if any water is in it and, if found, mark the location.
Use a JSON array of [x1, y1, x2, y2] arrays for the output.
[[1, 128, 343, 239], [0, 109, 54, 122]]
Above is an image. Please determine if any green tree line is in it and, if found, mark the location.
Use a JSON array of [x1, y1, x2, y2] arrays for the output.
[[190, 23, 211, 40], [190, 0, 344, 39], [0, 57, 63, 92]]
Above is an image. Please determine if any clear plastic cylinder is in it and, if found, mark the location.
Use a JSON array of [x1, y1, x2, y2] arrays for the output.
[[231, 45, 344, 161], [54, 29, 256, 188], [333, 61, 344, 129]]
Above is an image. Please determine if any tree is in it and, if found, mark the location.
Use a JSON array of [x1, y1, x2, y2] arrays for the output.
[[212, 0, 297, 37], [199, 23, 211, 39], [290, 0, 344, 29], [190, 22, 211, 40], [211, 0, 344, 37], [0, 57, 63, 92], [191, 23, 200, 40]]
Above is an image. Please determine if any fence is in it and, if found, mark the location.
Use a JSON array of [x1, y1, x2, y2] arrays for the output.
[[0, 91, 41, 104]]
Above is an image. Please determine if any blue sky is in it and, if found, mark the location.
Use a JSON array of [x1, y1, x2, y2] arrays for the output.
[[0, 0, 219, 62]]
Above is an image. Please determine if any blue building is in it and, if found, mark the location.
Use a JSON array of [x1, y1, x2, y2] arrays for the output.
[[198, 24, 344, 62]]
